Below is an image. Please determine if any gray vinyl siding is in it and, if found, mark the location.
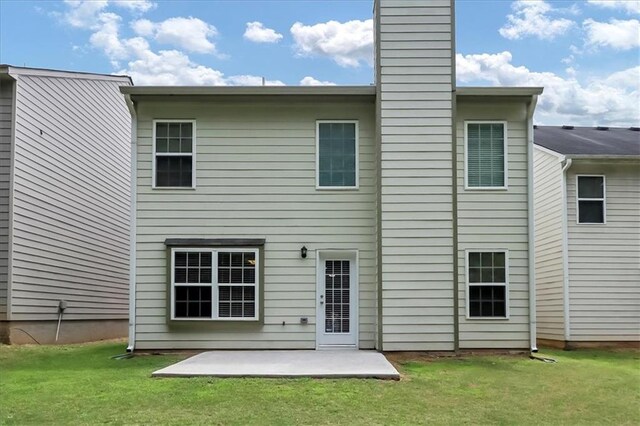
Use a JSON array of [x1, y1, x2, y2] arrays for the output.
[[456, 100, 531, 349], [134, 99, 377, 350], [533, 148, 566, 341], [566, 162, 640, 341], [0, 79, 13, 320], [376, 0, 455, 351], [10, 74, 130, 321]]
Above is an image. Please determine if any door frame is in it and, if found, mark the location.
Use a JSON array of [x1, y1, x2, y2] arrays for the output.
[[315, 249, 359, 350]]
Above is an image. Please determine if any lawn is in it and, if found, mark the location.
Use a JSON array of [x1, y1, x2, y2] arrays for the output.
[[1, 342, 638, 425]]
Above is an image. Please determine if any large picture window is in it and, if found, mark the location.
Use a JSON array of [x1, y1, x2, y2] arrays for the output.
[[466, 122, 507, 189], [316, 121, 358, 189], [577, 175, 605, 224], [171, 248, 259, 320], [154, 121, 195, 188], [467, 251, 508, 319]]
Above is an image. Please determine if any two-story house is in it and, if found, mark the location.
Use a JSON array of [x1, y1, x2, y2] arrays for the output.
[[122, 0, 543, 352], [534, 126, 640, 349], [0, 65, 131, 344]]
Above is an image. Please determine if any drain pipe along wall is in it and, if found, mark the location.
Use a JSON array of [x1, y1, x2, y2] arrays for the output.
[[124, 94, 137, 353], [527, 95, 539, 353]]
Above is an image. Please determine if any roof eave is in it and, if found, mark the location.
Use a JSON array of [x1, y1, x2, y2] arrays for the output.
[[119, 86, 377, 97], [456, 87, 544, 97]]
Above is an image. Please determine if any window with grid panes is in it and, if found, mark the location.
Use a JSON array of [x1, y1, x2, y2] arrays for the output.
[[154, 121, 194, 187], [317, 121, 358, 188], [170, 249, 258, 320], [467, 251, 507, 318]]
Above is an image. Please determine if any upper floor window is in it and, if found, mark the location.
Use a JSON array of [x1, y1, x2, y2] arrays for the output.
[[316, 121, 358, 189], [577, 175, 605, 224], [466, 122, 507, 189], [154, 121, 195, 188]]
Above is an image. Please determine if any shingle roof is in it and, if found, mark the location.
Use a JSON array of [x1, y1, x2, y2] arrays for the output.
[[534, 126, 640, 157]]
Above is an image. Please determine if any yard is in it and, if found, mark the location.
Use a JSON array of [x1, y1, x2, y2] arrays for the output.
[[1, 342, 638, 425]]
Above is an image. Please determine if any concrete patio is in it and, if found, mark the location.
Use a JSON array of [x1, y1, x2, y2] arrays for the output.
[[152, 350, 400, 380]]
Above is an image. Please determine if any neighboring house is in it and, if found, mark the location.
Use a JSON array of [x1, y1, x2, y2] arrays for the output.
[[534, 126, 640, 348], [0, 65, 132, 344], [122, 0, 543, 352]]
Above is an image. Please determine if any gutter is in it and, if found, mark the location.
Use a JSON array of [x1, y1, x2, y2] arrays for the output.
[[124, 93, 137, 353], [561, 158, 573, 343], [526, 95, 539, 353]]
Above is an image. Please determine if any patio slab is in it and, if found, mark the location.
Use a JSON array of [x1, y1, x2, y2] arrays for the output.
[[152, 350, 400, 380]]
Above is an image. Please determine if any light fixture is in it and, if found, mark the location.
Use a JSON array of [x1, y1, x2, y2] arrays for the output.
[[301, 246, 308, 259]]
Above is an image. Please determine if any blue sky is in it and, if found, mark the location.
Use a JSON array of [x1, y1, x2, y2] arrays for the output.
[[1, 0, 638, 125]]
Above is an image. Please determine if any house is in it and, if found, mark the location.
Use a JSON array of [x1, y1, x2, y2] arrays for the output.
[[0, 65, 132, 344], [121, 0, 543, 352], [534, 126, 640, 349]]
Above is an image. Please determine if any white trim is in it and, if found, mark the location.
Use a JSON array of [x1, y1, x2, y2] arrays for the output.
[[526, 96, 538, 352], [464, 120, 509, 190], [576, 174, 606, 225], [561, 159, 572, 342], [315, 249, 359, 349], [152, 119, 197, 189], [464, 249, 510, 320], [169, 247, 260, 321], [533, 144, 565, 160], [315, 120, 360, 190], [124, 94, 137, 351]]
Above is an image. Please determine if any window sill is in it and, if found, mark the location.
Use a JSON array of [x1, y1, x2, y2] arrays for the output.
[[465, 316, 510, 321], [152, 187, 197, 190], [464, 187, 509, 191], [315, 186, 360, 191]]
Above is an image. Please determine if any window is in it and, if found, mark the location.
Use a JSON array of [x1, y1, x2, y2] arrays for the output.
[[467, 251, 508, 318], [316, 121, 358, 189], [577, 175, 605, 224], [171, 248, 259, 320], [154, 121, 195, 188], [466, 122, 507, 189]]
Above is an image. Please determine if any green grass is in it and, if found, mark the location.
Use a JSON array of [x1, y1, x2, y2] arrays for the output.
[[1, 342, 638, 425]]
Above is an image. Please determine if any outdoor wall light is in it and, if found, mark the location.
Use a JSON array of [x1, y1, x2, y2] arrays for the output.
[[301, 246, 308, 259]]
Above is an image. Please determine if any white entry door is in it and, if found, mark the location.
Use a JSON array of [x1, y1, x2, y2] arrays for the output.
[[316, 251, 358, 349]]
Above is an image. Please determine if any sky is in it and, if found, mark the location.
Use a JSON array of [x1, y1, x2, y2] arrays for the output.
[[0, 0, 638, 126]]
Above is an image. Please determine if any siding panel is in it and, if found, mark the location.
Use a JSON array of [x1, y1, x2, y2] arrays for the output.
[[567, 162, 640, 341], [10, 75, 130, 321], [456, 101, 531, 349], [135, 100, 377, 350], [533, 148, 566, 341], [377, 0, 455, 350], [0, 78, 13, 320]]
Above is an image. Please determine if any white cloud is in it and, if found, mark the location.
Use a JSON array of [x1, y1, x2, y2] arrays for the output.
[[290, 19, 373, 67], [587, 0, 640, 15], [299, 76, 336, 86], [226, 75, 285, 86], [456, 51, 640, 126], [583, 18, 640, 50], [244, 22, 283, 43], [63, 0, 108, 29], [499, 0, 575, 40], [111, 0, 156, 13], [131, 17, 219, 54]]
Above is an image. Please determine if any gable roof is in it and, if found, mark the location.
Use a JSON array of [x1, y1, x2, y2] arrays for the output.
[[534, 126, 640, 158]]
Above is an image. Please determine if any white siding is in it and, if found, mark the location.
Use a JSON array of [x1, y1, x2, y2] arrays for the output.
[[566, 162, 640, 341], [0, 78, 13, 320], [134, 99, 377, 350], [456, 100, 531, 349], [377, 0, 455, 351], [533, 148, 566, 341], [10, 74, 130, 321]]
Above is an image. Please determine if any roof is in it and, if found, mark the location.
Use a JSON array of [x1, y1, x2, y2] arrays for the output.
[[456, 87, 543, 97], [120, 86, 376, 97], [0, 64, 132, 84], [534, 126, 640, 158]]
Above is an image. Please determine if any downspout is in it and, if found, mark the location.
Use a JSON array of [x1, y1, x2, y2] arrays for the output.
[[561, 158, 572, 345], [124, 93, 137, 353], [527, 95, 538, 353]]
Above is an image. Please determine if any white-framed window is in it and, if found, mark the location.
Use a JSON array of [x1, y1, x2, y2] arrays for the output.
[[577, 175, 606, 224], [153, 120, 196, 188], [466, 250, 509, 319], [465, 121, 508, 190], [316, 120, 359, 190], [170, 248, 259, 320]]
